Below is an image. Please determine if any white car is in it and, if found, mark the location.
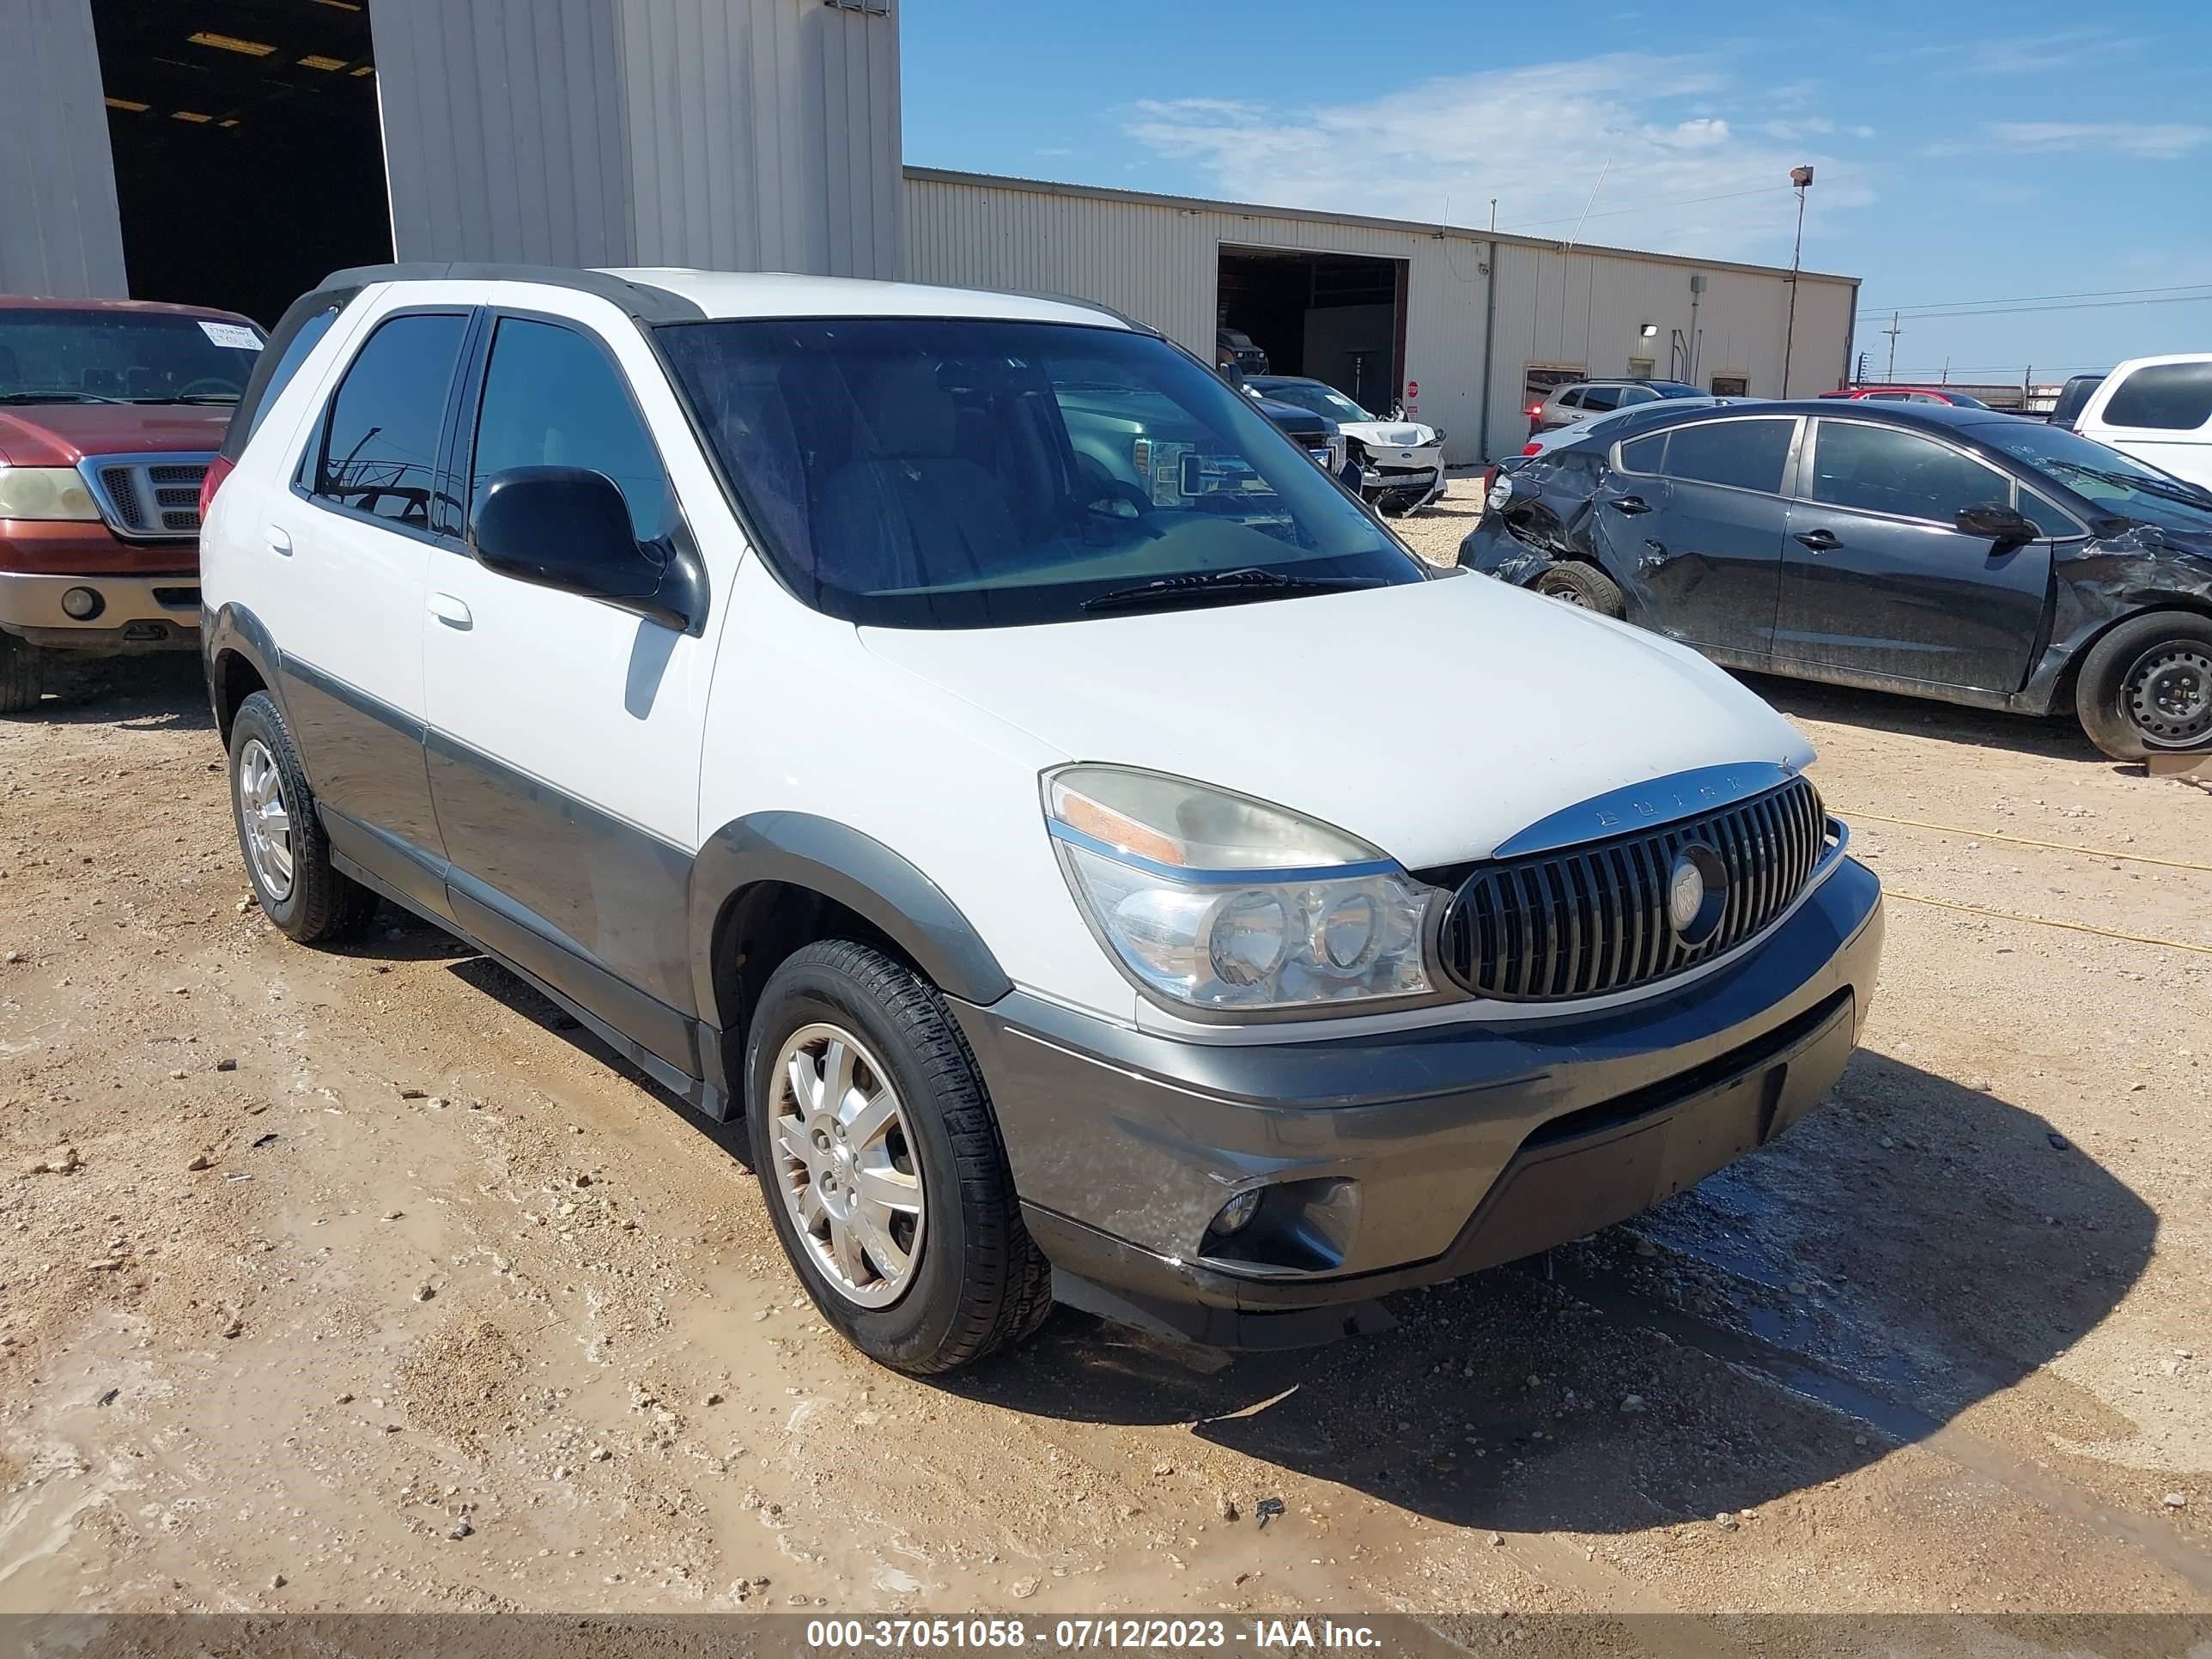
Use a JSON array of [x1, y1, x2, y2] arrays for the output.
[[199, 262, 1883, 1373], [2071, 355, 2212, 493], [1246, 375, 1446, 514]]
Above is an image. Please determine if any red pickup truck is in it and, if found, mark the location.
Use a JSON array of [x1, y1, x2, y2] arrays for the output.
[[0, 296, 264, 712]]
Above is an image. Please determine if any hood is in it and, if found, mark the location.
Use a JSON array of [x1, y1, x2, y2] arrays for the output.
[[0, 403, 231, 466], [1340, 421, 1439, 448], [860, 574, 1812, 869], [1252, 397, 1333, 436]]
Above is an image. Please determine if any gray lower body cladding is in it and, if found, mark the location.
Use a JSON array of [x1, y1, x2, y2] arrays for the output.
[[952, 855, 1884, 1347]]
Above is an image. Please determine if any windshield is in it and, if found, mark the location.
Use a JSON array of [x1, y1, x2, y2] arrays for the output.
[[0, 307, 263, 404], [1651, 383, 1705, 398], [657, 317, 1421, 628], [1260, 381, 1376, 422], [1965, 418, 2212, 537]]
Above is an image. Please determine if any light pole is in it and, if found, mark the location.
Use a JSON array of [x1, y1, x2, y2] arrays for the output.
[[1781, 164, 1813, 395]]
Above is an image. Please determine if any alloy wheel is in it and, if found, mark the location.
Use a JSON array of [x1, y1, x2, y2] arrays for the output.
[[237, 738, 295, 901], [769, 1023, 925, 1308]]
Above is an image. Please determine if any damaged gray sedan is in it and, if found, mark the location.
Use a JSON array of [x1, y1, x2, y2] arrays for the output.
[[1460, 399, 2212, 762]]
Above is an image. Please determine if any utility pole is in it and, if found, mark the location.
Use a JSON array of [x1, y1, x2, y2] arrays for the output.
[[1780, 166, 1814, 392], [1489, 198, 1497, 232], [1881, 310, 1904, 380]]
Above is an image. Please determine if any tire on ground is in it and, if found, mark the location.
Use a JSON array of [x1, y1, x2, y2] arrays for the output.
[[228, 690, 380, 944], [0, 632, 42, 714], [2073, 610, 2212, 763], [1533, 560, 1626, 617], [744, 939, 1053, 1374]]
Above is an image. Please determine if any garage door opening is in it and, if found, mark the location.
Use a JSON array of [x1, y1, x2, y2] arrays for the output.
[[93, 0, 392, 325], [1216, 246, 1406, 415]]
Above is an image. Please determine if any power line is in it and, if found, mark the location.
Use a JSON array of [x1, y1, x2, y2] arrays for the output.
[[1854, 293, 2212, 323], [1857, 281, 2212, 318]]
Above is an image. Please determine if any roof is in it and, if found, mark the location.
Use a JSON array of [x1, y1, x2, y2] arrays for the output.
[[0, 295, 259, 325], [605, 268, 1132, 328], [904, 166, 1862, 289], [1552, 398, 2037, 443]]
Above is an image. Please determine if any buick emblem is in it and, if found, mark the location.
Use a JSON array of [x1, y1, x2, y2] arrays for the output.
[[1667, 845, 1728, 944]]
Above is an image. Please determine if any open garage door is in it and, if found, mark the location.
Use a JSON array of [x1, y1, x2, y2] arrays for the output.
[[1217, 246, 1406, 415], [93, 0, 392, 325]]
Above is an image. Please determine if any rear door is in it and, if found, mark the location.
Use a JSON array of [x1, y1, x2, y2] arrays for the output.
[[1775, 416, 2051, 694], [261, 304, 471, 907], [2079, 360, 2212, 490], [1593, 412, 1798, 659]]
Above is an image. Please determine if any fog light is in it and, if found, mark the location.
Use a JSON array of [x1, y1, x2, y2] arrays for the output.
[[61, 586, 103, 621], [1212, 1189, 1262, 1237]]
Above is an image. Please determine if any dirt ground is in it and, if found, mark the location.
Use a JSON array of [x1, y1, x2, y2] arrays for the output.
[[3, 514, 2210, 1617]]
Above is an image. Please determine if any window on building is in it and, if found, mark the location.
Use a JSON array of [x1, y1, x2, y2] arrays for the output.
[[1710, 374, 1748, 397], [313, 312, 469, 530]]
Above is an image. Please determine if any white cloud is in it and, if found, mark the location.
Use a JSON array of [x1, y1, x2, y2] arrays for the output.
[[1952, 28, 2140, 76], [1123, 55, 1870, 260], [1990, 122, 2211, 160]]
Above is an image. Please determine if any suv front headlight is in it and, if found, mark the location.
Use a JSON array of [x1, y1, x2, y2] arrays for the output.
[[0, 466, 100, 522], [1044, 764, 1441, 1014]]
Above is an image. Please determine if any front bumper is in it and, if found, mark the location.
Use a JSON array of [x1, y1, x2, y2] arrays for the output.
[[954, 854, 1884, 1347], [0, 570, 201, 653]]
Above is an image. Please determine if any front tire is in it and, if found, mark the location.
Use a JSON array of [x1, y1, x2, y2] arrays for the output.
[[1533, 560, 1626, 617], [0, 632, 42, 714], [2074, 611, 2212, 762], [228, 691, 380, 943], [744, 940, 1052, 1374]]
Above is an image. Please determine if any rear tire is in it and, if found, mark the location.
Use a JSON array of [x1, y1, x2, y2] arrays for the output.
[[744, 939, 1052, 1374], [2074, 611, 2212, 762], [228, 691, 380, 944], [0, 632, 42, 714], [1533, 561, 1626, 618]]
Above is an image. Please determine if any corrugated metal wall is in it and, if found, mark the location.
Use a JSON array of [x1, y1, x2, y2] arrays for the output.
[[372, 0, 901, 278], [0, 0, 126, 297], [904, 171, 1858, 464]]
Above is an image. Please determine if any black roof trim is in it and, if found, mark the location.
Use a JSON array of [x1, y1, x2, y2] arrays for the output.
[[314, 262, 705, 324]]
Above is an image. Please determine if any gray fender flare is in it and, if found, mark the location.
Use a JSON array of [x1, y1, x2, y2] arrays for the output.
[[202, 602, 288, 738], [687, 811, 1012, 1030]]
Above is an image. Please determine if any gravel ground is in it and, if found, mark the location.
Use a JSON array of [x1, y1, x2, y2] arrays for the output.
[[1, 605, 2209, 1618]]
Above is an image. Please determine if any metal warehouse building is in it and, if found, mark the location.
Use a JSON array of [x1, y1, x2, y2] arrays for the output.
[[3, 0, 1856, 463]]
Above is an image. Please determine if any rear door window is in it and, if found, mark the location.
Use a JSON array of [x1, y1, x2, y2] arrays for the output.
[[1579, 386, 1622, 411], [1806, 420, 2010, 524], [1657, 417, 1796, 493], [2100, 362, 2212, 431], [311, 312, 470, 531]]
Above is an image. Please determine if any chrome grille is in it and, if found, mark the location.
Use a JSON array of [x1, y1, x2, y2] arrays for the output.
[[1437, 777, 1828, 1001], [82, 453, 211, 538]]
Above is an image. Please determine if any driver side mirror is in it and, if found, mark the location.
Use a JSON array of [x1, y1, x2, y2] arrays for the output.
[[1955, 501, 2039, 552], [470, 466, 701, 632]]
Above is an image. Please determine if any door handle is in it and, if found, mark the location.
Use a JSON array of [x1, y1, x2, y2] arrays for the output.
[[1794, 529, 1841, 552], [266, 526, 293, 557], [1609, 495, 1651, 515], [428, 592, 473, 629]]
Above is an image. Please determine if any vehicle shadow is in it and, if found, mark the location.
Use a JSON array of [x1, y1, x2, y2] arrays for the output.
[[1739, 672, 2103, 764], [0, 654, 213, 731], [945, 1050, 2156, 1534]]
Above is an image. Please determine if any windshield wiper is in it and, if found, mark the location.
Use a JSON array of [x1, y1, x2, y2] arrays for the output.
[[1080, 566, 1384, 613], [128, 393, 241, 404], [0, 391, 125, 404], [2044, 459, 2212, 509]]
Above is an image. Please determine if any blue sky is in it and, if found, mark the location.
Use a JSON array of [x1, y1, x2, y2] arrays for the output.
[[902, 0, 2212, 387]]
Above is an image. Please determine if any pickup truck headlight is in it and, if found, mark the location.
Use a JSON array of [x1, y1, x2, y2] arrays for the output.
[[1044, 764, 1440, 1013], [0, 466, 101, 522]]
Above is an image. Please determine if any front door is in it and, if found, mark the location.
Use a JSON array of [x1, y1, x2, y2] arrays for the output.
[[420, 310, 718, 1058], [1592, 412, 1799, 659], [1775, 416, 2051, 696]]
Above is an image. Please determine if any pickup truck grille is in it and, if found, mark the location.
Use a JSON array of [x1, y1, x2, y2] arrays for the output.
[[1437, 776, 1828, 1001], [82, 453, 211, 538]]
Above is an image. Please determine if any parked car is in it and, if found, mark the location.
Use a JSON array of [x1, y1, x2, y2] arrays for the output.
[[204, 262, 1883, 1373], [2047, 372, 2108, 432], [1246, 374, 1445, 515], [1214, 325, 1269, 376], [1214, 361, 1345, 475], [2072, 355, 2212, 493], [0, 295, 264, 711], [1528, 379, 1705, 435], [1819, 386, 1992, 409], [1481, 395, 1748, 516], [1462, 398, 2212, 760]]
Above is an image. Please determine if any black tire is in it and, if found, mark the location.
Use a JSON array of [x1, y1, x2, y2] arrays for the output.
[[744, 939, 1052, 1374], [228, 691, 380, 944], [2074, 611, 2212, 762], [0, 632, 41, 715], [1533, 561, 1626, 617]]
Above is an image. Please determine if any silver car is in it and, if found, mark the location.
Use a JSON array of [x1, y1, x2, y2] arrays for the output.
[[1530, 379, 1708, 435]]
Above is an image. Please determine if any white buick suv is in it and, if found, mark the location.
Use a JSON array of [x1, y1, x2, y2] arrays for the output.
[[200, 262, 1884, 1373]]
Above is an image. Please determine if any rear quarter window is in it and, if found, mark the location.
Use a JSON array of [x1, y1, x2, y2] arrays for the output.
[[2101, 362, 2212, 431]]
